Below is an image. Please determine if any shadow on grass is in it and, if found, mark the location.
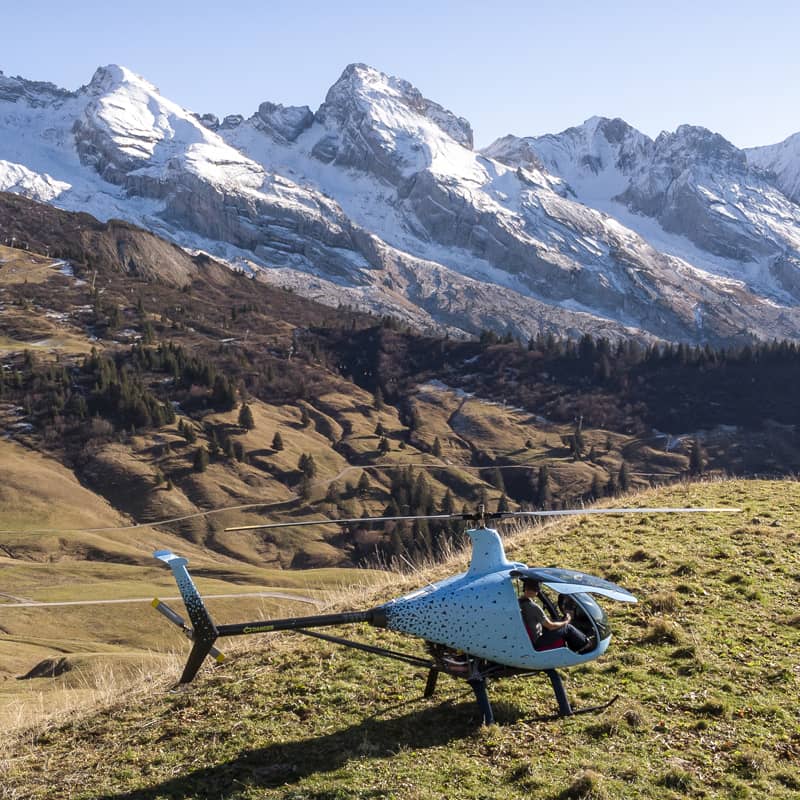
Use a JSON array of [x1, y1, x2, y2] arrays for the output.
[[99, 699, 525, 800]]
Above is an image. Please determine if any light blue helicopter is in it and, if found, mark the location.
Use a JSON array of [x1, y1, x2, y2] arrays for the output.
[[154, 505, 735, 723]]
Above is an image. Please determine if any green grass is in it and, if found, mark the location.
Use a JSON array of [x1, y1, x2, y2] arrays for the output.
[[2, 479, 799, 799]]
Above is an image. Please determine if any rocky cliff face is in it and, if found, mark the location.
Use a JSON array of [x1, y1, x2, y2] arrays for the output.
[[2, 63, 800, 345], [619, 126, 776, 262], [0, 70, 73, 105], [491, 118, 800, 305], [747, 132, 800, 204]]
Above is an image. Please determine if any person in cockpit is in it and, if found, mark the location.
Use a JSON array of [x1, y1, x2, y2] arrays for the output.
[[519, 579, 592, 653]]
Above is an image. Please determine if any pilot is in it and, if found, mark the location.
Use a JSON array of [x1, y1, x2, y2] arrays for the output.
[[519, 579, 591, 652]]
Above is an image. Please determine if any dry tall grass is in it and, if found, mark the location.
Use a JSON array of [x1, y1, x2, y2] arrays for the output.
[[0, 651, 185, 758]]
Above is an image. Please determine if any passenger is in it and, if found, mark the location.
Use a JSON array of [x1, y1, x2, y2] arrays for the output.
[[519, 579, 592, 653], [558, 593, 596, 651], [558, 593, 582, 623]]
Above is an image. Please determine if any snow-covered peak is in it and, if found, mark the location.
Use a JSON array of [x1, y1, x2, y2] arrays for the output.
[[481, 134, 546, 170], [307, 63, 479, 181], [484, 116, 652, 206], [746, 131, 800, 203], [72, 63, 262, 191], [529, 116, 652, 177], [84, 64, 159, 98], [318, 63, 473, 149], [653, 125, 745, 172], [78, 64, 212, 163]]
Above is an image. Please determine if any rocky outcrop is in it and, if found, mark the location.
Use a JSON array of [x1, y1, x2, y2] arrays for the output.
[[0, 71, 72, 105], [254, 102, 314, 142]]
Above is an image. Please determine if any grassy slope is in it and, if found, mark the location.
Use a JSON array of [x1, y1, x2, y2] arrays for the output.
[[1, 243, 712, 575], [3, 479, 799, 800], [0, 436, 387, 733]]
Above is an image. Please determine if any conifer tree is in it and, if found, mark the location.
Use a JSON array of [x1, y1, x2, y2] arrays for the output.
[[299, 453, 317, 479], [180, 420, 197, 443], [193, 446, 209, 472], [272, 431, 284, 451], [490, 467, 505, 492], [590, 472, 603, 500], [689, 437, 706, 476], [441, 489, 456, 516], [238, 403, 255, 430], [618, 460, 631, 492], [536, 465, 552, 508], [211, 375, 236, 410]]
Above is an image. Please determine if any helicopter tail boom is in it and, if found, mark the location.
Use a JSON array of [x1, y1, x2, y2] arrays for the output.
[[215, 609, 382, 637], [154, 549, 388, 683]]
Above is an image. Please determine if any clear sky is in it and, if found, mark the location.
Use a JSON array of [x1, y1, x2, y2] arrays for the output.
[[3, 0, 798, 149]]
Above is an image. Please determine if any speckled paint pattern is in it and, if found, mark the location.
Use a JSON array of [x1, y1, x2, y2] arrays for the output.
[[380, 528, 615, 670], [154, 550, 218, 642]]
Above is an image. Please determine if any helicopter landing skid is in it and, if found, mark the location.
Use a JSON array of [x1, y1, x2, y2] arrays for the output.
[[529, 693, 620, 723]]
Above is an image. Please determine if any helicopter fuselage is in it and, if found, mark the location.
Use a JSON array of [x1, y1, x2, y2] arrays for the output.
[[379, 527, 627, 670]]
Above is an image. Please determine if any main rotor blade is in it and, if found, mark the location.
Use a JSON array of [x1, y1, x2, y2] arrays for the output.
[[503, 507, 741, 518], [224, 505, 740, 532], [224, 513, 456, 532]]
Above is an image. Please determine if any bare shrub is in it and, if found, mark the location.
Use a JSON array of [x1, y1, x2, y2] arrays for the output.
[[647, 591, 678, 613], [641, 618, 685, 645], [558, 769, 608, 800]]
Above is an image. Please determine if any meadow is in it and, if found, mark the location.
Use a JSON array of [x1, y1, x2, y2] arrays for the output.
[[2, 479, 798, 799]]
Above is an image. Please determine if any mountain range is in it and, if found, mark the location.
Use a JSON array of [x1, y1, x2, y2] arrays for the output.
[[3, 62, 800, 344]]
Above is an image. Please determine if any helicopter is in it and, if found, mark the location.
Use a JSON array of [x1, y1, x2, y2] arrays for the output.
[[153, 504, 738, 725]]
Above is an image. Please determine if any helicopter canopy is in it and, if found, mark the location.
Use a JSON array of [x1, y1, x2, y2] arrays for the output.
[[510, 568, 637, 603]]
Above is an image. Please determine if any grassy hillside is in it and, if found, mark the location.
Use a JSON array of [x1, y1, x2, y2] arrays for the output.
[[0, 435, 387, 734], [1, 236, 709, 572], [3, 479, 799, 799]]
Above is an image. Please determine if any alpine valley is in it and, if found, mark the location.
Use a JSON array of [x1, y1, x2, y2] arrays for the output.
[[3, 62, 800, 345], [4, 63, 800, 800]]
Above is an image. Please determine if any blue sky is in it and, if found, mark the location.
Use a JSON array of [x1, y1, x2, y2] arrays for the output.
[[4, 1, 798, 148]]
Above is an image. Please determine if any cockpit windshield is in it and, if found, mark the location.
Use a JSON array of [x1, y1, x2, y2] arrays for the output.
[[572, 592, 611, 640]]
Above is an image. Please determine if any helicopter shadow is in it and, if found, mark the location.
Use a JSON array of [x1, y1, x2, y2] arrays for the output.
[[99, 698, 526, 800]]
